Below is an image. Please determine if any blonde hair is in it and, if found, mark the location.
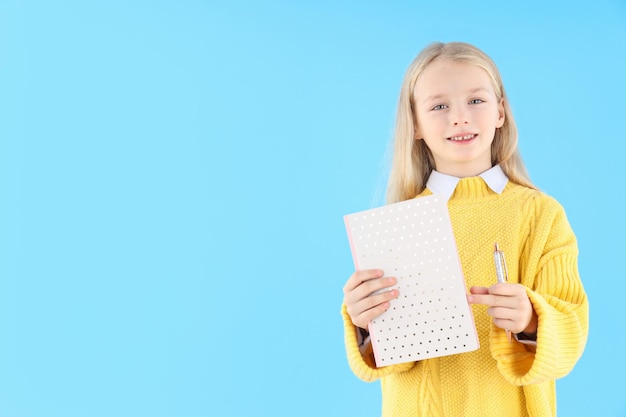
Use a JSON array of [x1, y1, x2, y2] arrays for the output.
[[386, 41, 534, 204]]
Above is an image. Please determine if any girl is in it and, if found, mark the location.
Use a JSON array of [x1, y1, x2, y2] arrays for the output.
[[341, 42, 588, 417]]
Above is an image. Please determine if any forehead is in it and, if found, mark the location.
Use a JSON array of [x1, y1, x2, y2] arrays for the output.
[[414, 60, 496, 103]]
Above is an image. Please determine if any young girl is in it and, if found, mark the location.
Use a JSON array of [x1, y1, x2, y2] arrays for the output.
[[341, 42, 588, 417]]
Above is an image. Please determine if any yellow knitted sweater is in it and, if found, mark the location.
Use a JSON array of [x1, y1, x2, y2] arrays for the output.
[[341, 177, 589, 417]]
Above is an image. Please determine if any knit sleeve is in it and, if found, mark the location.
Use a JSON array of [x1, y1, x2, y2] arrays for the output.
[[341, 304, 415, 382], [491, 196, 589, 386]]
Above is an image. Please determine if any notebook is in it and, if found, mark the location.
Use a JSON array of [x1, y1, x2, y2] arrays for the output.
[[344, 194, 479, 367]]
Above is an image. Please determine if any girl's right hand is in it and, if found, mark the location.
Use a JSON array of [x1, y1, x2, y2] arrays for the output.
[[343, 269, 398, 330]]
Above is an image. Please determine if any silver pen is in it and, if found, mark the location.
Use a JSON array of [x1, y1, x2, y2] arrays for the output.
[[493, 243, 512, 343]]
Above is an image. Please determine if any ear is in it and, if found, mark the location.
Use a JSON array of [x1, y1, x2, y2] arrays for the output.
[[414, 128, 423, 140], [496, 98, 505, 128], [413, 116, 423, 140]]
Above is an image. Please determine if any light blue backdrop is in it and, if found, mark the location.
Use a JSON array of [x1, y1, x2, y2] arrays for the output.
[[1, 1, 624, 416]]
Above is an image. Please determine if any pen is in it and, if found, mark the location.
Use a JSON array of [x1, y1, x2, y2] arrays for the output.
[[493, 243, 512, 343]]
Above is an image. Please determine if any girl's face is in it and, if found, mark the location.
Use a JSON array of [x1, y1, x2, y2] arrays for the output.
[[413, 60, 505, 178]]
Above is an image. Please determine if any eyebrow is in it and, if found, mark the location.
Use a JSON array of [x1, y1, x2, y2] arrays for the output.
[[420, 87, 491, 104]]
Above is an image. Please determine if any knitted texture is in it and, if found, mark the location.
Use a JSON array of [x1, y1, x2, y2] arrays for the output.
[[341, 177, 588, 417]]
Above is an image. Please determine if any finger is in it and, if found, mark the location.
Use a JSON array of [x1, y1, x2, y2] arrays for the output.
[[489, 302, 535, 333], [469, 286, 489, 295], [344, 277, 398, 319], [486, 306, 516, 332], [467, 293, 494, 306], [355, 287, 398, 313], [488, 282, 525, 296], [345, 275, 397, 307], [343, 269, 384, 293], [487, 305, 516, 320], [351, 301, 391, 329], [470, 283, 528, 306], [468, 293, 514, 308], [492, 317, 517, 332], [349, 289, 399, 328]]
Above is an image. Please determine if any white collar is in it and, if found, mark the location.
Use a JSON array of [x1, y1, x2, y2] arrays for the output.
[[425, 165, 509, 201]]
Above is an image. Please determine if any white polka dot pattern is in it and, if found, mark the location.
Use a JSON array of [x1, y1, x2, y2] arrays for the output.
[[344, 194, 479, 367]]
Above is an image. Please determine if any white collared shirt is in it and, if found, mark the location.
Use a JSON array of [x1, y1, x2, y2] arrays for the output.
[[425, 164, 508, 200]]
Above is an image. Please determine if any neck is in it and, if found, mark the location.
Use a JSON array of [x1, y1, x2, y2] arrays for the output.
[[435, 161, 492, 178]]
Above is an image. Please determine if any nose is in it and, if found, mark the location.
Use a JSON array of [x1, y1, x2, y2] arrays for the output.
[[450, 105, 469, 126]]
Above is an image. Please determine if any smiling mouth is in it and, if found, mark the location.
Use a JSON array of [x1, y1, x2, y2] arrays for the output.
[[448, 134, 477, 141]]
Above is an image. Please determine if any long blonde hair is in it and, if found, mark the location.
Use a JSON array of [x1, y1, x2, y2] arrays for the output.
[[386, 42, 534, 204]]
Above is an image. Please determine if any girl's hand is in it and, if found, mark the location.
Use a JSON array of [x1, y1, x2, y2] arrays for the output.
[[467, 283, 538, 335], [343, 269, 398, 330]]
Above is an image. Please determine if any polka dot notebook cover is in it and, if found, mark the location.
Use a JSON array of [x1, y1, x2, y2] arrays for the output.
[[344, 194, 479, 367]]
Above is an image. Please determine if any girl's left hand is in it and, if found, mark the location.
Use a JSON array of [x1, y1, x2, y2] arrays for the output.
[[467, 284, 537, 335]]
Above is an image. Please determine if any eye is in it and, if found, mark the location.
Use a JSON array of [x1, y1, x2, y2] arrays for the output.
[[469, 98, 484, 105], [431, 104, 447, 111]]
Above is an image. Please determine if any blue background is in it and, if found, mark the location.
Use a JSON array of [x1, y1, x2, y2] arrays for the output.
[[1, 1, 624, 416]]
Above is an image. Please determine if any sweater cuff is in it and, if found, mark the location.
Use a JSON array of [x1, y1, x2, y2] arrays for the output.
[[491, 282, 587, 386]]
